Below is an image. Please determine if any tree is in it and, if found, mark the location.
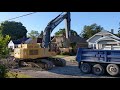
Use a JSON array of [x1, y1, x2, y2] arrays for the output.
[[80, 23, 104, 39], [118, 31, 120, 37], [117, 22, 120, 37], [0, 31, 11, 58], [55, 28, 78, 36], [28, 30, 40, 39], [38, 31, 44, 38], [0, 21, 27, 40]]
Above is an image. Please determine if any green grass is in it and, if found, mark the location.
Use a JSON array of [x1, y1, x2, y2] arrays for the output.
[[6, 71, 32, 78]]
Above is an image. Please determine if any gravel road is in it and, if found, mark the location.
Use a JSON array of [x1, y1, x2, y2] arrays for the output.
[[11, 56, 118, 78]]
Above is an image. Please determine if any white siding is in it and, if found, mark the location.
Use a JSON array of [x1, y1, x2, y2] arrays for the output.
[[87, 31, 120, 50], [98, 40, 116, 44], [8, 40, 14, 49], [88, 42, 95, 49], [102, 46, 120, 50], [112, 46, 120, 50], [88, 35, 102, 43]]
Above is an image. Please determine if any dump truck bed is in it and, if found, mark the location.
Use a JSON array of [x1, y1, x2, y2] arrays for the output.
[[76, 48, 120, 64]]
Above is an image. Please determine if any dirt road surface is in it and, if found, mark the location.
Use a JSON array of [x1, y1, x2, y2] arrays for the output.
[[11, 56, 118, 78]]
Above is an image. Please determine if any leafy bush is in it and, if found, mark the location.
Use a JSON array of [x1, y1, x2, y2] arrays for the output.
[[0, 57, 18, 78], [0, 48, 10, 58], [0, 32, 11, 58], [0, 64, 9, 78]]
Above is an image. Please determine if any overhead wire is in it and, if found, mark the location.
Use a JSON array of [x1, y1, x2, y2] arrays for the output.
[[0, 12, 37, 24]]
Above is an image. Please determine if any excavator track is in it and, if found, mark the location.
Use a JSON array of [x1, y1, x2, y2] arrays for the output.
[[17, 59, 54, 70], [40, 59, 54, 70], [16, 58, 66, 70], [49, 58, 66, 67]]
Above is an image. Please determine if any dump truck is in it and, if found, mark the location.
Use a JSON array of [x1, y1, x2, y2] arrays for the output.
[[14, 12, 71, 70], [76, 48, 120, 76]]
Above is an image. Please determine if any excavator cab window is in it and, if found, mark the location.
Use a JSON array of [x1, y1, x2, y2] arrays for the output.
[[29, 50, 39, 55]]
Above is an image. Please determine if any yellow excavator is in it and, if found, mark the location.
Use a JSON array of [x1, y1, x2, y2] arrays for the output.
[[14, 12, 71, 70]]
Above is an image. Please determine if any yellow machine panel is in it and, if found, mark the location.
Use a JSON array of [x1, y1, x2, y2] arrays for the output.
[[18, 44, 39, 49], [14, 44, 56, 60]]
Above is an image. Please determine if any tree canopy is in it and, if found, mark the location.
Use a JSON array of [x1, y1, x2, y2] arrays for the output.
[[80, 23, 104, 39], [55, 28, 78, 36], [38, 31, 43, 38], [0, 21, 27, 40], [118, 30, 120, 37], [28, 30, 40, 39], [117, 23, 120, 37]]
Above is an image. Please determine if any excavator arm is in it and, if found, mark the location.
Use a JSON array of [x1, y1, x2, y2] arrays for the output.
[[42, 12, 71, 48]]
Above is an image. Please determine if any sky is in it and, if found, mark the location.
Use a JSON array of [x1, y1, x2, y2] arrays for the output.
[[0, 12, 120, 36]]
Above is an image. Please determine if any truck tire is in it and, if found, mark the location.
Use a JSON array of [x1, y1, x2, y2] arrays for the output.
[[92, 64, 105, 75], [106, 64, 120, 76], [80, 63, 91, 74]]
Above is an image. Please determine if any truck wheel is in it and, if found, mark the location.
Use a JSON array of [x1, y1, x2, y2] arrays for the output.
[[106, 64, 120, 76], [80, 63, 91, 74], [92, 64, 105, 75]]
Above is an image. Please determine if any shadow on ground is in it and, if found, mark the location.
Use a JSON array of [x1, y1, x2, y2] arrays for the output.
[[48, 65, 116, 78], [49, 65, 82, 76]]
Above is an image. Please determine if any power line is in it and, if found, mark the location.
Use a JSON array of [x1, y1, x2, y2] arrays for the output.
[[0, 12, 37, 23], [7, 12, 37, 21]]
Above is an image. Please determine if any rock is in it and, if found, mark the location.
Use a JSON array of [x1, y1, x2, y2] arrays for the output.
[[26, 62, 40, 68]]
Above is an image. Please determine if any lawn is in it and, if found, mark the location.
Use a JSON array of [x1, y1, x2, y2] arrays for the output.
[[6, 71, 32, 78]]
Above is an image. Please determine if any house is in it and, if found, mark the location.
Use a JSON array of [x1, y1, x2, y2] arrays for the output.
[[51, 34, 88, 54], [51, 34, 70, 48], [8, 37, 43, 50], [87, 30, 120, 50], [8, 38, 30, 50], [68, 35, 88, 48], [8, 40, 21, 50], [68, 35, 88, 53]]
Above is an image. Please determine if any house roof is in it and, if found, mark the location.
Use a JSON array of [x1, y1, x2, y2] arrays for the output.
[[52, 35, 75, 43], [20, 38, 29, 42], [69, 35, 87, 43], [51, 35, 87, 43], [12, 38, 29, 44], [95, 30, 110, 35], [87, 30, 120, 42], [12, 40, 21, 44]]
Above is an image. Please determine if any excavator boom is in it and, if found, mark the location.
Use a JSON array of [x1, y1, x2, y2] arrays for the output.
[[42, 12, 71, 48]]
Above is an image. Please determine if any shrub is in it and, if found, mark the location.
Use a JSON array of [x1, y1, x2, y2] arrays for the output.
[[0, 64, 9, 78]]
